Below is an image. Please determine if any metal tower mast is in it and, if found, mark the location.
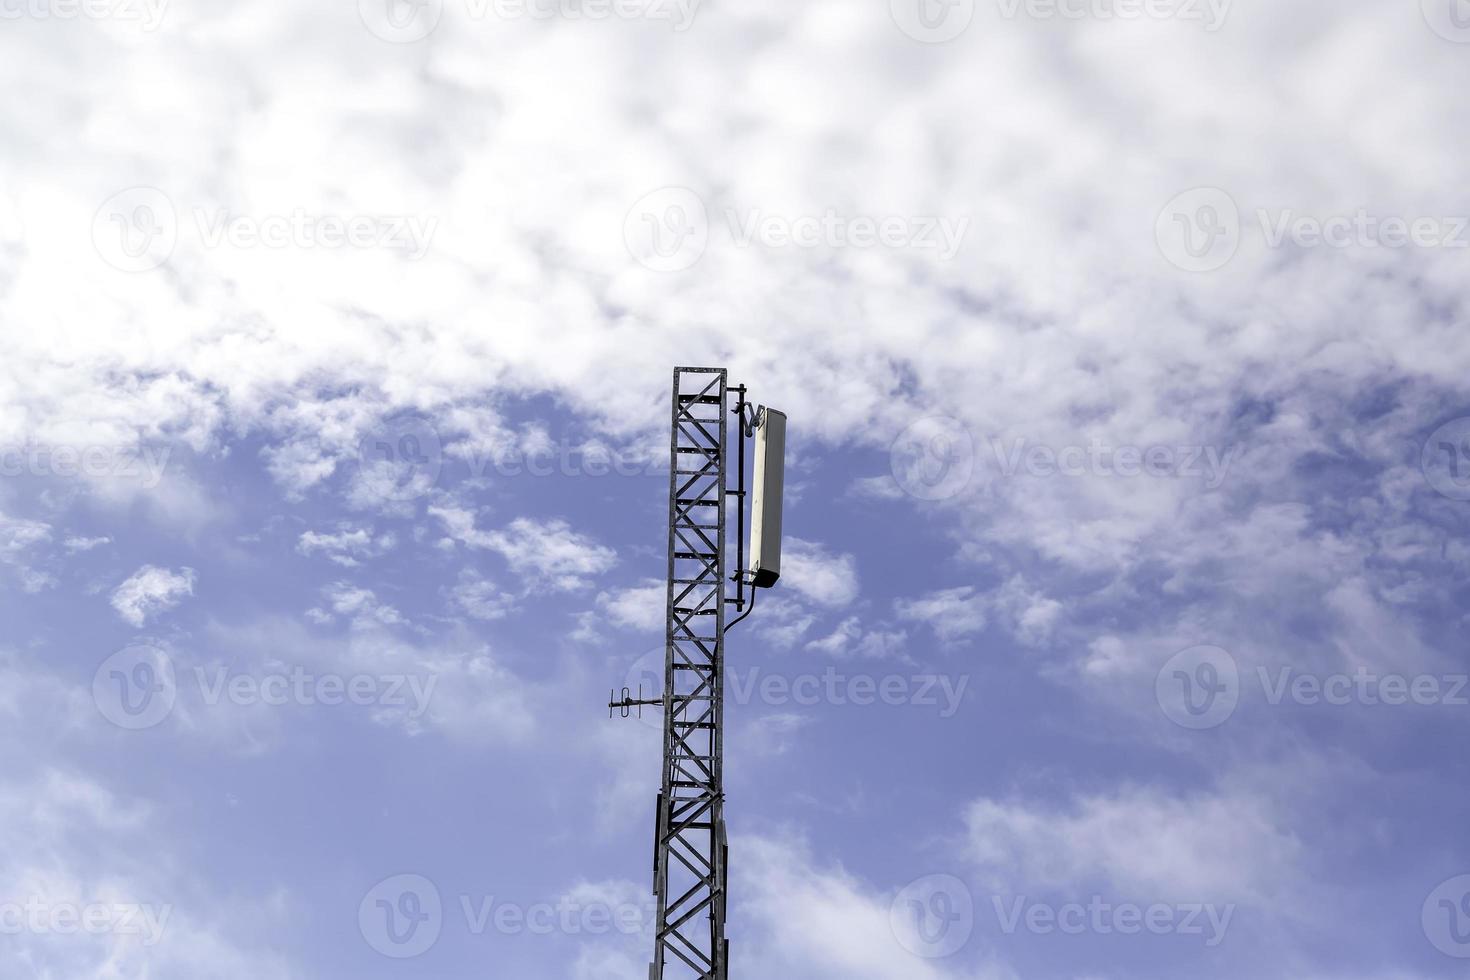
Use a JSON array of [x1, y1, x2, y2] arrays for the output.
[[654, 366, 730, 979], [608, 367, 740, 980], [611, 366, 774, 980]]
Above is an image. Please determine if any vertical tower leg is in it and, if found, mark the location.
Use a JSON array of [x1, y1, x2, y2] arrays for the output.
[[651, 367, 728, 980]]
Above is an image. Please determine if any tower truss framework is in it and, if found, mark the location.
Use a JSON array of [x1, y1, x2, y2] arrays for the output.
[[652, 367, 730, 980]]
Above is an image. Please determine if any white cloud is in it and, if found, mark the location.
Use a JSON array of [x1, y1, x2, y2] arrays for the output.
[[782, 538, 859, 608], [897, 579, 1060, 647], [964, 784, 1301, 906], [806, 616, 907, 660], [110, 565, 197, 627], [427, 503, 491, 547], [753, 594, 816, 649], [896, 587, 988, 642], [562, 878, 655, 980], [0, 6, 1463, 976], [434, 510, 617, 591], [232, 614, 537, 743], [0, 513, 51, 585], [296, 525, 396, 567], [314, 581, 405, 629], [989, 576, 1062, 647], [486, 519, 616, 591], [0, 0, 1455, 712], [450, 568, 517, 621], [735, 834, 1014, 980], [0, 649, 94, 740], [596, 579, 665, 631], [63, 534, 112, 553], [738, 712, 810, 758], [0, 762, 299, 980], [262, 438, 339, 499]]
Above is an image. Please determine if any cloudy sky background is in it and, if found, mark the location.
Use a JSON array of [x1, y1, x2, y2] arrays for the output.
[[2, 0, 1470, 976]]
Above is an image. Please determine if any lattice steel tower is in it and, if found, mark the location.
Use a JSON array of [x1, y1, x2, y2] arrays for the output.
[[609, 367, 786, 980]]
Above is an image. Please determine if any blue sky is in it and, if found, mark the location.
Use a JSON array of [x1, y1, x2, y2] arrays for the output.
[[3, 1, 1470, 978]]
